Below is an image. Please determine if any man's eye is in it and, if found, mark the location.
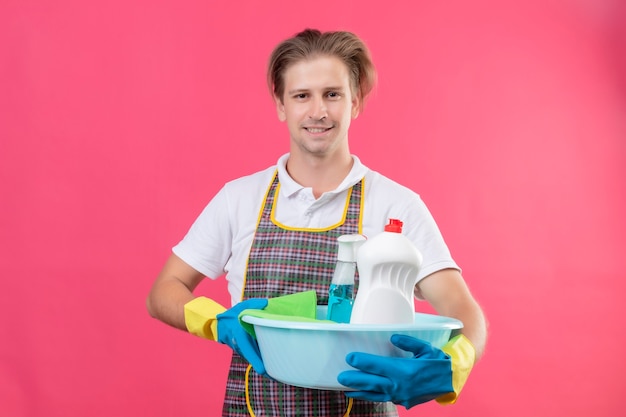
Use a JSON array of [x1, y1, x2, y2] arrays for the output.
[[327, 92, 340, 98], [295, 93, 307, 99]]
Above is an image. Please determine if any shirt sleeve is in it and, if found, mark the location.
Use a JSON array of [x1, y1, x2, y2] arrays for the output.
[[402, 193, 460, 280], [172, 185, 234, 279], [363, 172, 460, 286]]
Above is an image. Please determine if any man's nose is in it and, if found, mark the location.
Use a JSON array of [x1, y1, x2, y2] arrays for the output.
[[308, 97, 328, 120]]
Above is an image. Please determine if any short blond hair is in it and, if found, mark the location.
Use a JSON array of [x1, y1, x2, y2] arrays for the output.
[[267, 29, 377, 104]]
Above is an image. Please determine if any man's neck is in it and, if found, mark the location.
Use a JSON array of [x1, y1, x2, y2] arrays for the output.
[[286, 151, 353, 199]]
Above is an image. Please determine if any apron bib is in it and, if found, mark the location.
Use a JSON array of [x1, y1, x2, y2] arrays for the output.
[[221, 172, 397, 417]]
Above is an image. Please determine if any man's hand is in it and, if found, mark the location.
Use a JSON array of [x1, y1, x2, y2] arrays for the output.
[[338, 334, 473, 409], [217, 298, 269, 375]]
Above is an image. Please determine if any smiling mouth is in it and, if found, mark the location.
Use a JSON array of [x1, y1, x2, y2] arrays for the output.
[[304, 127, 332, 133]]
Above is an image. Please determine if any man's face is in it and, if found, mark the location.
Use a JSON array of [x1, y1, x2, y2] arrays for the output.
[[275, 56, 360, 159]]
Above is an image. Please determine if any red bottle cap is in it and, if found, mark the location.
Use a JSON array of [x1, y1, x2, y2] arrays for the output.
[[384, 218, 403, 233]]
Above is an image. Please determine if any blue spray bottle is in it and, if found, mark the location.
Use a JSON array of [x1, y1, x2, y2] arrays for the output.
[[326, 234, 366, 323]]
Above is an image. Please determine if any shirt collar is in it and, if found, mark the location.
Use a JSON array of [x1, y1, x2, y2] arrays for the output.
[[276, 153, 368, 198]]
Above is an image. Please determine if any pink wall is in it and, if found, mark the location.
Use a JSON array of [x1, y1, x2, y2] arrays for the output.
[[1, 1, 624, 416]]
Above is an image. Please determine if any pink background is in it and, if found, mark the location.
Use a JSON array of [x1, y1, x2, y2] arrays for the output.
[[1, 1, 625, 416]]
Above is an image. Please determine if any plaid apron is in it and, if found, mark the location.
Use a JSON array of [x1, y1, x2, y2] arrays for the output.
[[221, 172, 398, 416]]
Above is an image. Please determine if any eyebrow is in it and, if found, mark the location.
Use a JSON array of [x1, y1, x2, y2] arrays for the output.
[[287, 87, 346, 95]]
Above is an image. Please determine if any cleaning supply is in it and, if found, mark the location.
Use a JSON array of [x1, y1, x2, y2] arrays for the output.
[[239, 290, 327, 337], [326, 234, 366, 323], [350, 219, 422, 324]]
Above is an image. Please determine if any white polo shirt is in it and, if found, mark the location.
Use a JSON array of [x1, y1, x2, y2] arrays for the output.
[[173, 154, 459, 306]]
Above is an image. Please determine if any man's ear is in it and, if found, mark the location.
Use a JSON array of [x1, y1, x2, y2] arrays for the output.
[[275, 94, 286, 122], [351, 94, 361, 119]]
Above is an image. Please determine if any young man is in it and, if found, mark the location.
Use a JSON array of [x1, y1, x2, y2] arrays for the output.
[[147, 29, 487, 416]]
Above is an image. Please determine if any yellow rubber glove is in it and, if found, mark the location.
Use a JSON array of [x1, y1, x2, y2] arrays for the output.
[[436, 334, 476, 405], [183, 296, 227, 340]]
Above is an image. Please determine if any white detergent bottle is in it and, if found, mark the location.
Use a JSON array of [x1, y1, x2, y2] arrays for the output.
[[326, 234, 367, 323], [350, 219, 423, 324]]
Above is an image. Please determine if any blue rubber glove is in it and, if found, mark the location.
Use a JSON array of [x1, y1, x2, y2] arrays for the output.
[[338, 334, 454, 409], [217, 298, 269, 375]]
